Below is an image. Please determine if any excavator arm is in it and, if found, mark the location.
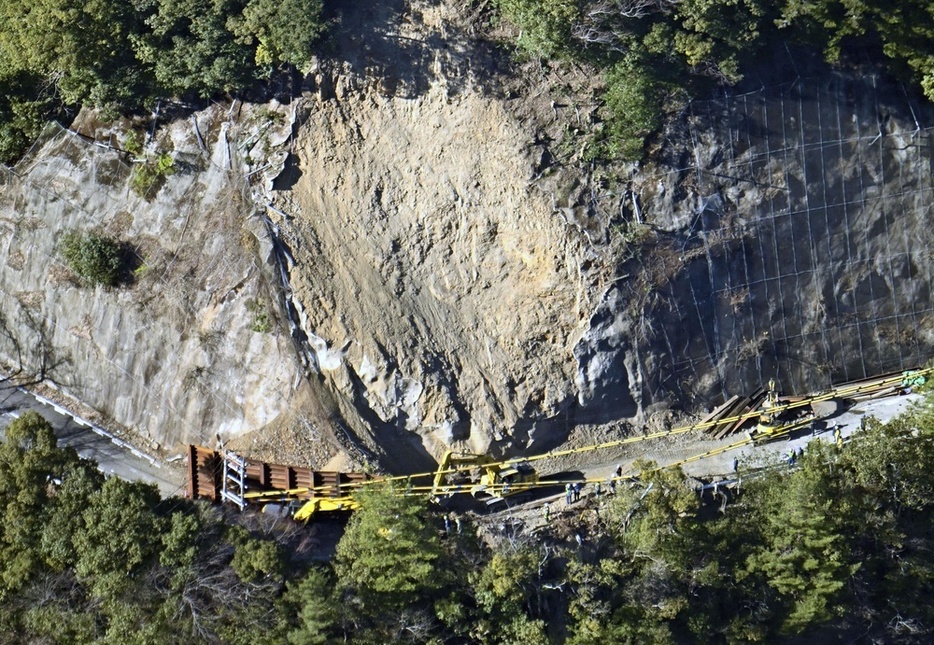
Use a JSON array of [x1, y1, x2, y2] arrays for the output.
[[431, 450, 496, 500]]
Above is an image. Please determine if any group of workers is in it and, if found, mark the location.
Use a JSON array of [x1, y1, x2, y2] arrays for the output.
[[541, 465, 626, 521]]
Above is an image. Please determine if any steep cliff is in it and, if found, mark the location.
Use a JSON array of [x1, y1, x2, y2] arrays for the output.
[[598, 69, 934, 409], [267, 81, 609, 457], [1, 2, 932, 470], [0, 106, 308, 454]]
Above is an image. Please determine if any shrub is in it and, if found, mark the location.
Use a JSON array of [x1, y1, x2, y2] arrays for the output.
[[122, 130, 144, 157], [495, 0, 580, 59], [602, 60, 666, 161], [130, 152, 174, 198], [59, 230, 126, 287], [246, 300, 272, 333]]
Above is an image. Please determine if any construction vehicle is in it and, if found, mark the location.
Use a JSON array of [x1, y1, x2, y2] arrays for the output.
[[290, 497, 361, 522], [751, 378, 815, 439], [431, 450, 538, 503], [185, 365, 933, 521]]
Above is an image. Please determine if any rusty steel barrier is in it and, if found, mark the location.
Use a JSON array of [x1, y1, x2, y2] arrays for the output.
[[186, 445, 372, 508]]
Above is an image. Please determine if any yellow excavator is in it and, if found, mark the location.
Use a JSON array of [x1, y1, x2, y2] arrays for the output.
[[751, 378, 815, 440], [292, 497, 361, 522], [241, 488, 363, 522], [431, 450, 538, 503]]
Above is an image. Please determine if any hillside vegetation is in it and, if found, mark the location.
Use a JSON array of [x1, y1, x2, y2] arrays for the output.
[[1, 397, 932, 642], [496, 0, 934, 159], [0, 0, 323, 160], [2, 1, 933, 163]]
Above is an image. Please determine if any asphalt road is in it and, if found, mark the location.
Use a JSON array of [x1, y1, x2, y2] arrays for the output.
[[0, 378, 922, 508], [0, 381, 183, 498]]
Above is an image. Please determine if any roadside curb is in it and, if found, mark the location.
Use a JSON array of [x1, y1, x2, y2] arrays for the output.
[[16, 386, 161, 468]]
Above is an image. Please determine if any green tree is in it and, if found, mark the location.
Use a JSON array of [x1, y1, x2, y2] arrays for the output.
[[228, 525, 286, 583], [73, 478, 164, 598], [566, 558, 630, 644], [779, 0, 934, 101], [469, 544, 549, 644], [0, 0, 146, 106], [39, 459, 106, 571], [744, 444, 860, 635], [159, 509, 201, 570], [602, 463, 705, 637], [22, 607, 98, 643], [0, 412, 80, 597], [230, 0, 325, 68], [334, 484, 445, 621], [609, 461, 697, 562], [134, 0, 256, 98], [59, 230, 127, 287], [280, 566, 340, 645], [602, 56, 668, 161], [130, 151, 175, 199], [0, 72, 50, 164], [841, 402, 934, 512], [495, 0, 581, 59], [832, 399, 934, 638], [672, 0, 769, 82]]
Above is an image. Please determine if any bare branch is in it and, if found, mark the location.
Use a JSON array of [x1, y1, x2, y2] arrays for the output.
[[571, 0, 681, 50]]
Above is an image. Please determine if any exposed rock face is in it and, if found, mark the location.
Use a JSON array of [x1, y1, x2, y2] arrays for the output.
[[268, 50, 934, 460], [0, 108, 305, 450], [1, 2, 932, 469], [269, 79, 605, 456], [605, 70, 934, 407]]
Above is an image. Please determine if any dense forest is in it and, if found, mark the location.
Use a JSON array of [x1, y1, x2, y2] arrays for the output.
[[2, 1, 934, 163], [0, 395, 931, 643]]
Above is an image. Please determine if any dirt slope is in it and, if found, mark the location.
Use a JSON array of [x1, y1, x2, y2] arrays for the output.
[[265, 1, 612, 459]]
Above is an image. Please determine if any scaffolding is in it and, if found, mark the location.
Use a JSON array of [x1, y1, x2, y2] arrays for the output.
[[220, 451, 248, 511]]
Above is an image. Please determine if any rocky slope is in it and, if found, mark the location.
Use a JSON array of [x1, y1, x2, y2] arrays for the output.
[[0, 106, 307, 454], [267, 79, 607, 457], [615, 67, 934, 406], [1, 2, 932, 470]]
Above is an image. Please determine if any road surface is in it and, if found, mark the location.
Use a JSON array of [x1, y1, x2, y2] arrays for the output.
[[0, 381, 183, 498], [679, 391, 921, 478]]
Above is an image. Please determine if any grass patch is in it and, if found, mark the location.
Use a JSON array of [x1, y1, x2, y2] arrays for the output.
[[247, 300, 273, 333], [130, 152, 175, 199]]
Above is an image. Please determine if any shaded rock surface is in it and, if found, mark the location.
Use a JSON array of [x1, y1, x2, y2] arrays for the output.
[[618, 69, 934, 407]]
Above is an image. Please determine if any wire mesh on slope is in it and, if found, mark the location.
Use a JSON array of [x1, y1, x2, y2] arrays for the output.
[[637, 73, 934, 402]]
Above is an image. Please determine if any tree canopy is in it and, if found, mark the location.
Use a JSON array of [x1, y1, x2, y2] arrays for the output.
[[1, 395, 933, 641], [0, 0, 326, 163], [495, 0, 934, 159]]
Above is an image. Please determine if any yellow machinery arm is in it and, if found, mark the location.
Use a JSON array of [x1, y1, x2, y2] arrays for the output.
[[293, 497, 362, 522], [431, 450, 538, 501], [431, 450, 495, 499]]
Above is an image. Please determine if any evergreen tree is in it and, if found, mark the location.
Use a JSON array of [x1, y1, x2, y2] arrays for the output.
[[745, 444, 860, 635], [333, 484, 446, 638]]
